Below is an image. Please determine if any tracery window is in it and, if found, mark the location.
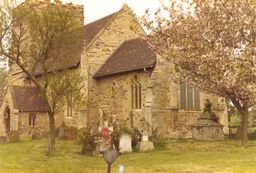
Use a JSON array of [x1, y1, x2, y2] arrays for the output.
[[131, 75, 142, 110], [180, 82, 200, 110], [67, 94, 73, 117]]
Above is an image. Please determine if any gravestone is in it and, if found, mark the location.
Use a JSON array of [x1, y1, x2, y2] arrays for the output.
[[142, 135, 149, 142], [119, 133, 132, 153], [136, 122, 154, 152], [58, 123, 78, 140]]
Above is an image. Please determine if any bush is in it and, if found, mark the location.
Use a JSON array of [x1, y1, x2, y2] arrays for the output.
[[248, 131, 256, 140], [149, 127, 160, 142], [131, 128, 142, 148], [111, 128, 121, 151], [148, 128, 168, 151], [77, 126, 100, 155]]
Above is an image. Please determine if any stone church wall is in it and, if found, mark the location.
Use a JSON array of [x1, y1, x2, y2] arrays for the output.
[[0, 88, 17, 136], [0, 3, 229, 139], [81, 6, 146, 127], [19, 112, 49, 137], [93, 71, 151, 127], [150, 56, 228, 138]]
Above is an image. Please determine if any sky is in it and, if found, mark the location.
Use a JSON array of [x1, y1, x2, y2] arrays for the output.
[[61, 0, 161, 24]]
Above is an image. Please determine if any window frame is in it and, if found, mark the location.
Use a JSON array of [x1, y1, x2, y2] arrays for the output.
[[67, 93, 73, 117], [179, 82, 201, 111], [29, 113, 36, 127], [131, 75, 142, 110]]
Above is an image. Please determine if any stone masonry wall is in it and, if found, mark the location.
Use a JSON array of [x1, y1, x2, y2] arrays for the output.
[[19, 112, 49, 137], [151, 56, 229, 138], [19, 111, 63, 137], [0, 87, 17, 136], [95, 71, 151, 127], [81, 5, 145, 126]]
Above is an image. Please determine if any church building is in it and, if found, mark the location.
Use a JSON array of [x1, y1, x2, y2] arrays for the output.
[[0, 0, 229, 140]]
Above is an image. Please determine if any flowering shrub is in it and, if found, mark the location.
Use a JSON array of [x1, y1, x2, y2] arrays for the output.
[[78, 126, 100, 155], [100, 127, 112, 145]]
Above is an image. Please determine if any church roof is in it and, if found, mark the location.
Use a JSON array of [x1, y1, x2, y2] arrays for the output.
[[32, 52, 81, 77], [30, 10, 118, 77], [93, 38, 156, 79], [11, 86, 49, 112], [28, 5, 156, 79], [84, 12, 117, 46]]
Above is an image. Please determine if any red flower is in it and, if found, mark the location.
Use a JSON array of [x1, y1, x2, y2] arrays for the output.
[[101, 127, 111, 144]]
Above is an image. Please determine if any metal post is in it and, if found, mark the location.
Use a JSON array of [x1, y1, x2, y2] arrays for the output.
[[107, 163, 111, 173]]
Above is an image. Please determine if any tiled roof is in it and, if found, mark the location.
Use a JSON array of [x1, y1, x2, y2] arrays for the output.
[[93, 38, 156, 79], [32, 53, 81, 77], [84, 12, 117, 46], [11, 86, 49, 112], [31, 11, 117, 77]]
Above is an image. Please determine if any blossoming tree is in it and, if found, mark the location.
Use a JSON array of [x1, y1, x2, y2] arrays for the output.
[[143, 0, 256, 145]]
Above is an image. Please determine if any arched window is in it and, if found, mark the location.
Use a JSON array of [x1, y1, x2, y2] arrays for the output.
[[67, 94, 73, 117], [29, 113, 36, 127], [131, 76, 142, 110], [180, 82, 200, 110], [5, 107, 10, 132]]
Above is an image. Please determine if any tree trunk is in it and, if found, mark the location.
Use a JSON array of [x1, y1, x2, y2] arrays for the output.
[[231, 98, 249, 146], [240, 108, 249, 146], [48, 112, 56, 153]]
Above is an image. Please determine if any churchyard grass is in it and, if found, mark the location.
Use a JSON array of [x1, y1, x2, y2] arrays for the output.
[[0, 138, 256, 173]]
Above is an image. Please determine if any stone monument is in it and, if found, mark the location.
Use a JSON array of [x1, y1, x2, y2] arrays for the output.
[[136, 120, 154, 152], [119, 133, 132, 153], [192, 99, 223, 140]]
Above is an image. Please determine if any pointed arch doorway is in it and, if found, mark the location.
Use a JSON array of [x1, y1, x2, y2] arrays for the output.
[[4, 107, 10, 133]]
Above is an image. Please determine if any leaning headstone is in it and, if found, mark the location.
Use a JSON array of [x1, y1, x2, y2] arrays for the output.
[[119, 133, 132, 153], [58, 125, 66, 139]]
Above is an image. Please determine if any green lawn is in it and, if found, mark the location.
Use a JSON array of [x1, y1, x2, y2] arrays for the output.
[[0, 138, 256, 173]]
